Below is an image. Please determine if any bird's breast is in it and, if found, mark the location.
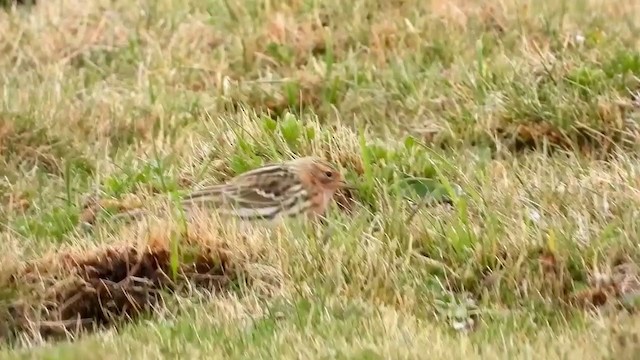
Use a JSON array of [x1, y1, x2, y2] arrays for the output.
[[308, 189, 335, 216]]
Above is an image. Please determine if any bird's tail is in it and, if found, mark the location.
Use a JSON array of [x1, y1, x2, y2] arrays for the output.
[[180, 184, 228, 208], [81, 185, 229, 228]]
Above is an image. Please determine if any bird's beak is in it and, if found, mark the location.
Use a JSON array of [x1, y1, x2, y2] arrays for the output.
[[339, 180, 356, 190]]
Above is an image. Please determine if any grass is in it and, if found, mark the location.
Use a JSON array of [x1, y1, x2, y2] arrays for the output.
[[1, 0, 640, 358]]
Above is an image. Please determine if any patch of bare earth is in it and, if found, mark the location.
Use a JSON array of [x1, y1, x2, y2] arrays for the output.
[[0, 219, 277, 345]]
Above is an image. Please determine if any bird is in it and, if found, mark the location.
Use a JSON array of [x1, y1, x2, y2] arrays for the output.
[[107, 156, 351, 225]]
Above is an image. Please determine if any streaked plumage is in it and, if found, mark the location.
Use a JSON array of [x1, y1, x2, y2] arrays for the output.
[[110, 156, 349, 224]]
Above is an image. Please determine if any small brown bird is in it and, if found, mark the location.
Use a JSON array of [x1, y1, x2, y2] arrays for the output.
[[111, 156, 351, 224]]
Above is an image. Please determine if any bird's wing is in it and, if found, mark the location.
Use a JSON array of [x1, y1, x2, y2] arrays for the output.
[[218, 183, 301, 220], [180, 167, 309, 220], [180, 182, 287, 220], [227, 168, 313, 220]]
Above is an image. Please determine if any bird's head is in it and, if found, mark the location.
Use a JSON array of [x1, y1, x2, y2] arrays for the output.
[[291, 156, 351, 192]]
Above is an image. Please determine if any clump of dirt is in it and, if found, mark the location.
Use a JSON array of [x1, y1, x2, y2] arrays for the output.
[[571, 255, 640, 312], [416, 239, 640, 316], [0, 227, 252, 344], [508, 248, 640, 311], [225, 71, 338, 119], [499, 122, 627, 157], [492, 121, 572, 153]]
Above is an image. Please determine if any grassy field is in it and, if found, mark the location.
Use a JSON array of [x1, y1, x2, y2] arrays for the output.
[[1, 0, 640, 358]]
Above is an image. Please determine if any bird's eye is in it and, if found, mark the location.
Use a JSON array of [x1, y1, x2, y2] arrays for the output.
[[325, 171, 333, 178]]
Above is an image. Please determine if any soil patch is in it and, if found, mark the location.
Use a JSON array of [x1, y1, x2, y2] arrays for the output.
[[0, 228, 257, 344]]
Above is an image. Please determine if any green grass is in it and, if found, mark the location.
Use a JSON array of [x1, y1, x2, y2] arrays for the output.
[[2, 0, 640, 358]]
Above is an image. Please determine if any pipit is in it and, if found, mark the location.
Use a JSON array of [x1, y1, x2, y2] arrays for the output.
[[110, 156, 351, 224]]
